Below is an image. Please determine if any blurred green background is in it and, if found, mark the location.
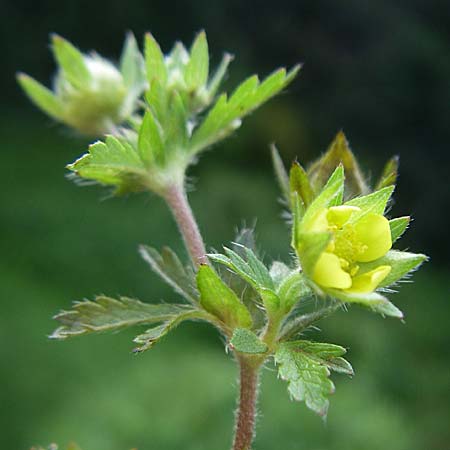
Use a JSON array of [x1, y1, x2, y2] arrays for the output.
[[1, 1, 449, 449]]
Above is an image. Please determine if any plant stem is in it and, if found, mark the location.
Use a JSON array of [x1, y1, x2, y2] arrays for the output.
[[232, 357, 261, 450], [163, 183, 207, 267]]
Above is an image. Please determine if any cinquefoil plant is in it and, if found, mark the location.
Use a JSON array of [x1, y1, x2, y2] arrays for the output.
[[19, 31, 426, 450]]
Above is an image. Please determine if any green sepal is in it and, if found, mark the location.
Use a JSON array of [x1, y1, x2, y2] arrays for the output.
[[51, 34, 91, 87], [270, 144, 290, 205], [275, 340, 352, 417], [308, 131, 369, 197], [17, 73, 63, 120], [295, 231, 331, 278], [290, 161, 314, 208], [144, 32, 168, 85], [230, 328, 268, 354], [326, 289, 403, 319], [389, 216, 410, 243], [197, 265, 253, 330], [375, 155, 399, 190], [139, 245, 198, 304], [207, 52, 233, 98], [120, 32, 145, 89], [345, 185, 395, 218], [185, 30, 209, 91], [357, 250, 428, 288], [51, 296, 195, 339]]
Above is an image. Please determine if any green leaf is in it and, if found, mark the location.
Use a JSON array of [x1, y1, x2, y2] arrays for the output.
[[277, 271, 312, 312], [290, 161, 314, 208], [308, 131, 369, 197], [275, 341, 349, 416], [207, 52, 233, 97], [139, 245, 198, 304], [375, 155, 399, 190], [133, 309, 207, 353], [269, 261, 292, 287], [230, 328, 268, 354], [197, 265, 252, 329], [389, 216, 410, 243], [185, 30, 209, 90], [144, 32, 168, 84], [345, 185, 395, 218], [51, 296, 194, 339], [68, 135, 148, 194], [190, 65, 299, 154], [357, 250, 428, 287], [17, 74, 63, 119], [51, 34, 90, 87], [271, 144, 290, 205], [138, 110, 164, 166], [120, 32, 145, 89]]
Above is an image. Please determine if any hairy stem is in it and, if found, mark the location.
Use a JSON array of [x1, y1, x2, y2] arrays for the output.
[[232, 357, 261, 450], [163, 183, 207, 267]]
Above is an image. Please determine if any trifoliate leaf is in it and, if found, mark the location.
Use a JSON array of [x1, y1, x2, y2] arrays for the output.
[[375, 155, 399, 190], [230, 328, 268, 354], [271, 144, 290, 205], [389, 216, 410, 243], [51, 34, 90, 87], [197, 265, 253, 329], [17, 74, 63, 119], [275, 340, 352, 416], [189, 65, 300, 154], [51, 296, 195, 339], [138, 110, 164, 166], [308, 131, 369, 197], [139, 245, 198, 304], [67, 135, 150, 194], [185, 31, 209, 91], [144, 33, 168, 85], [357, 250, 428, 287]]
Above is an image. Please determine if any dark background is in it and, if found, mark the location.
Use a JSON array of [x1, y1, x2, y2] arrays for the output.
[[1, 1, 449, 449]]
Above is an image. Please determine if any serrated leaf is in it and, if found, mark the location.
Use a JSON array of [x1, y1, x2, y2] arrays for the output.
[[133, 309, 207, 352], [375, 155, 399, 190], [290, 161, 314, 208], [185, 31, 209, 90], [357, 250, 428, 287], [51, 34, 90, 87], [389, 216, 410, 243], [230, 328, 268, 354], [308, 131, 369, 197], [68, 135, 148, 194], [144, 33, 167, 84], [138, 110, 164, 165], [277, 271, 312, 312], [190, 65, 299, 154], [51, 296, 194, 339], [17, 74, 63, 119], [139, 245, 198, 304], [275, 342, 339, 416], [197, 265, 252, 329], [271, 144, 290, 204]]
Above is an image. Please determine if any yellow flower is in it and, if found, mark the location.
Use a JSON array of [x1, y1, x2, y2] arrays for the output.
[[306, 205, 392, 293]]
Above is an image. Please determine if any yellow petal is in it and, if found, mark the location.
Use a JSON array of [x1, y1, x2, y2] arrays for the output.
[[327, 205, 360, 227], [354, 213, 392, 262], [313, 252, 352, 289], [346, 265, 391, 293]]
